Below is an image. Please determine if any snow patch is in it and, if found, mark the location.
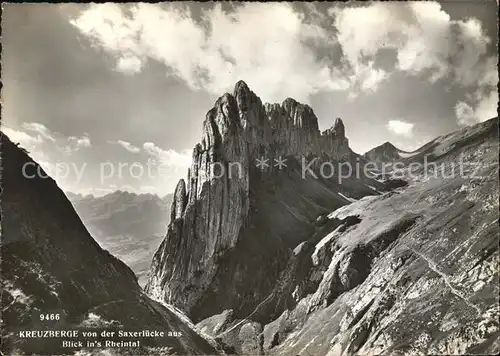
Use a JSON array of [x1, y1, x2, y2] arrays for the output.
[[366, 185, 380, 193], [9, 287, 31, 306], [79, 313, 118, 328], [3, 280, 32, 307], [312, 230, 338, 265], [293, 242, 307, 256], [338, 192, 357, 202], [164, 303, 196, 329], [328, 195, 375, 220], [311, 221, 355, 266], [398, 150, 418, 158]]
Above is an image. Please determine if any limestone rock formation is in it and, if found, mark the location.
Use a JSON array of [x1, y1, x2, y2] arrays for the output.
[[145, 81, 383, 324], [171, 179, 187, 222], [147, 80, 498, 355]]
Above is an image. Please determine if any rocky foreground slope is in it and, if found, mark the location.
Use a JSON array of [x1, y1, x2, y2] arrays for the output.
[[200, 117, 499, 355], [0, 133, 218, 355], [195, 118, 499, 355], [67, 191, 172, 286], [146, 80, 498, 355], [260, 117, 499, 355]]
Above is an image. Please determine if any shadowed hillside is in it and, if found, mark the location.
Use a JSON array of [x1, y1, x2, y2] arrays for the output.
[[0, 132, 219, 355]]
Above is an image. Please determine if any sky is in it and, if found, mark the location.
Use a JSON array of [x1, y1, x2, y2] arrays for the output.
[[2, 1, 498, 196]]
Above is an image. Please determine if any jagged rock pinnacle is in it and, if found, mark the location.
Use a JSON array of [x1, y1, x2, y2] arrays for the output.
[[170, 179, 187, 221], [233, 80, 256, 113], [234, 80, 250, 94], [145, 81, 352, 319], [332, 117, 345, 138], [381, 141, 397, 149]]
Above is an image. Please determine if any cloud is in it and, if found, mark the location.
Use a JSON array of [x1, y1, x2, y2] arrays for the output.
[[386, 120, 415, 137], [454, 56, 498, 126], [70, 135, 92, 148], [107, 139, 141, 153], [3, 122, 95, 158], [455, 87, 498, 126], [330, 2, 497, 123], [139, 185, 159, 194], [347, 62, 388, 99], [332, 2, 493, 87], [69, 3, 352, 103], [143, 142, 191, 169], [454, 101, 476, 126], [116, 55, 143, 75], [22, 122, 56, 142], [61, 134, 92, 153], [473, 89, 498, 121], [7, 122, 93, 156], [0, 125, 88, 180], [70, 1, 497, 121], [69, 2, 496, 105], [90, 188, 115, 197]]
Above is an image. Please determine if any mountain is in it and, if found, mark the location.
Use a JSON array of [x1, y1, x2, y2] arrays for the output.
[[363, 141, 416, 164], [145, 81, 498, 355], [0, 132, 218, 355], [66, 191, 172, 286], [258, 117, 499, 356]]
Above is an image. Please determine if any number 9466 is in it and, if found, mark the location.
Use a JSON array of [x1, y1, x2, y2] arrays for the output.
[[40, 313, 60, 321]]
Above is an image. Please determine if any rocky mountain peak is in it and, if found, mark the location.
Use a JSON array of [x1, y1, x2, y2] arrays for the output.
[[234, 79, 250, 93], [333, 117, 345, 137], [234, 80, 262, 117], [171, 179, 187, 222], [233, 79, 252, 102], [145, 81, 366, 323], [281, 97, 319, 133], [380, 141, 397, 149], [363, 140, 411, 164], [322, 117, 346, 139], [198, 80, 349, 161]]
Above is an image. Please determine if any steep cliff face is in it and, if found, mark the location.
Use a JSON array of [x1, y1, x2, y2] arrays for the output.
[[0, 133, 217, 355], [146, 81, 382, 323]]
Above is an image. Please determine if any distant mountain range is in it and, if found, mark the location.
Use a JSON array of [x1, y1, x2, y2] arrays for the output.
[[66, 190, 172, 286]]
